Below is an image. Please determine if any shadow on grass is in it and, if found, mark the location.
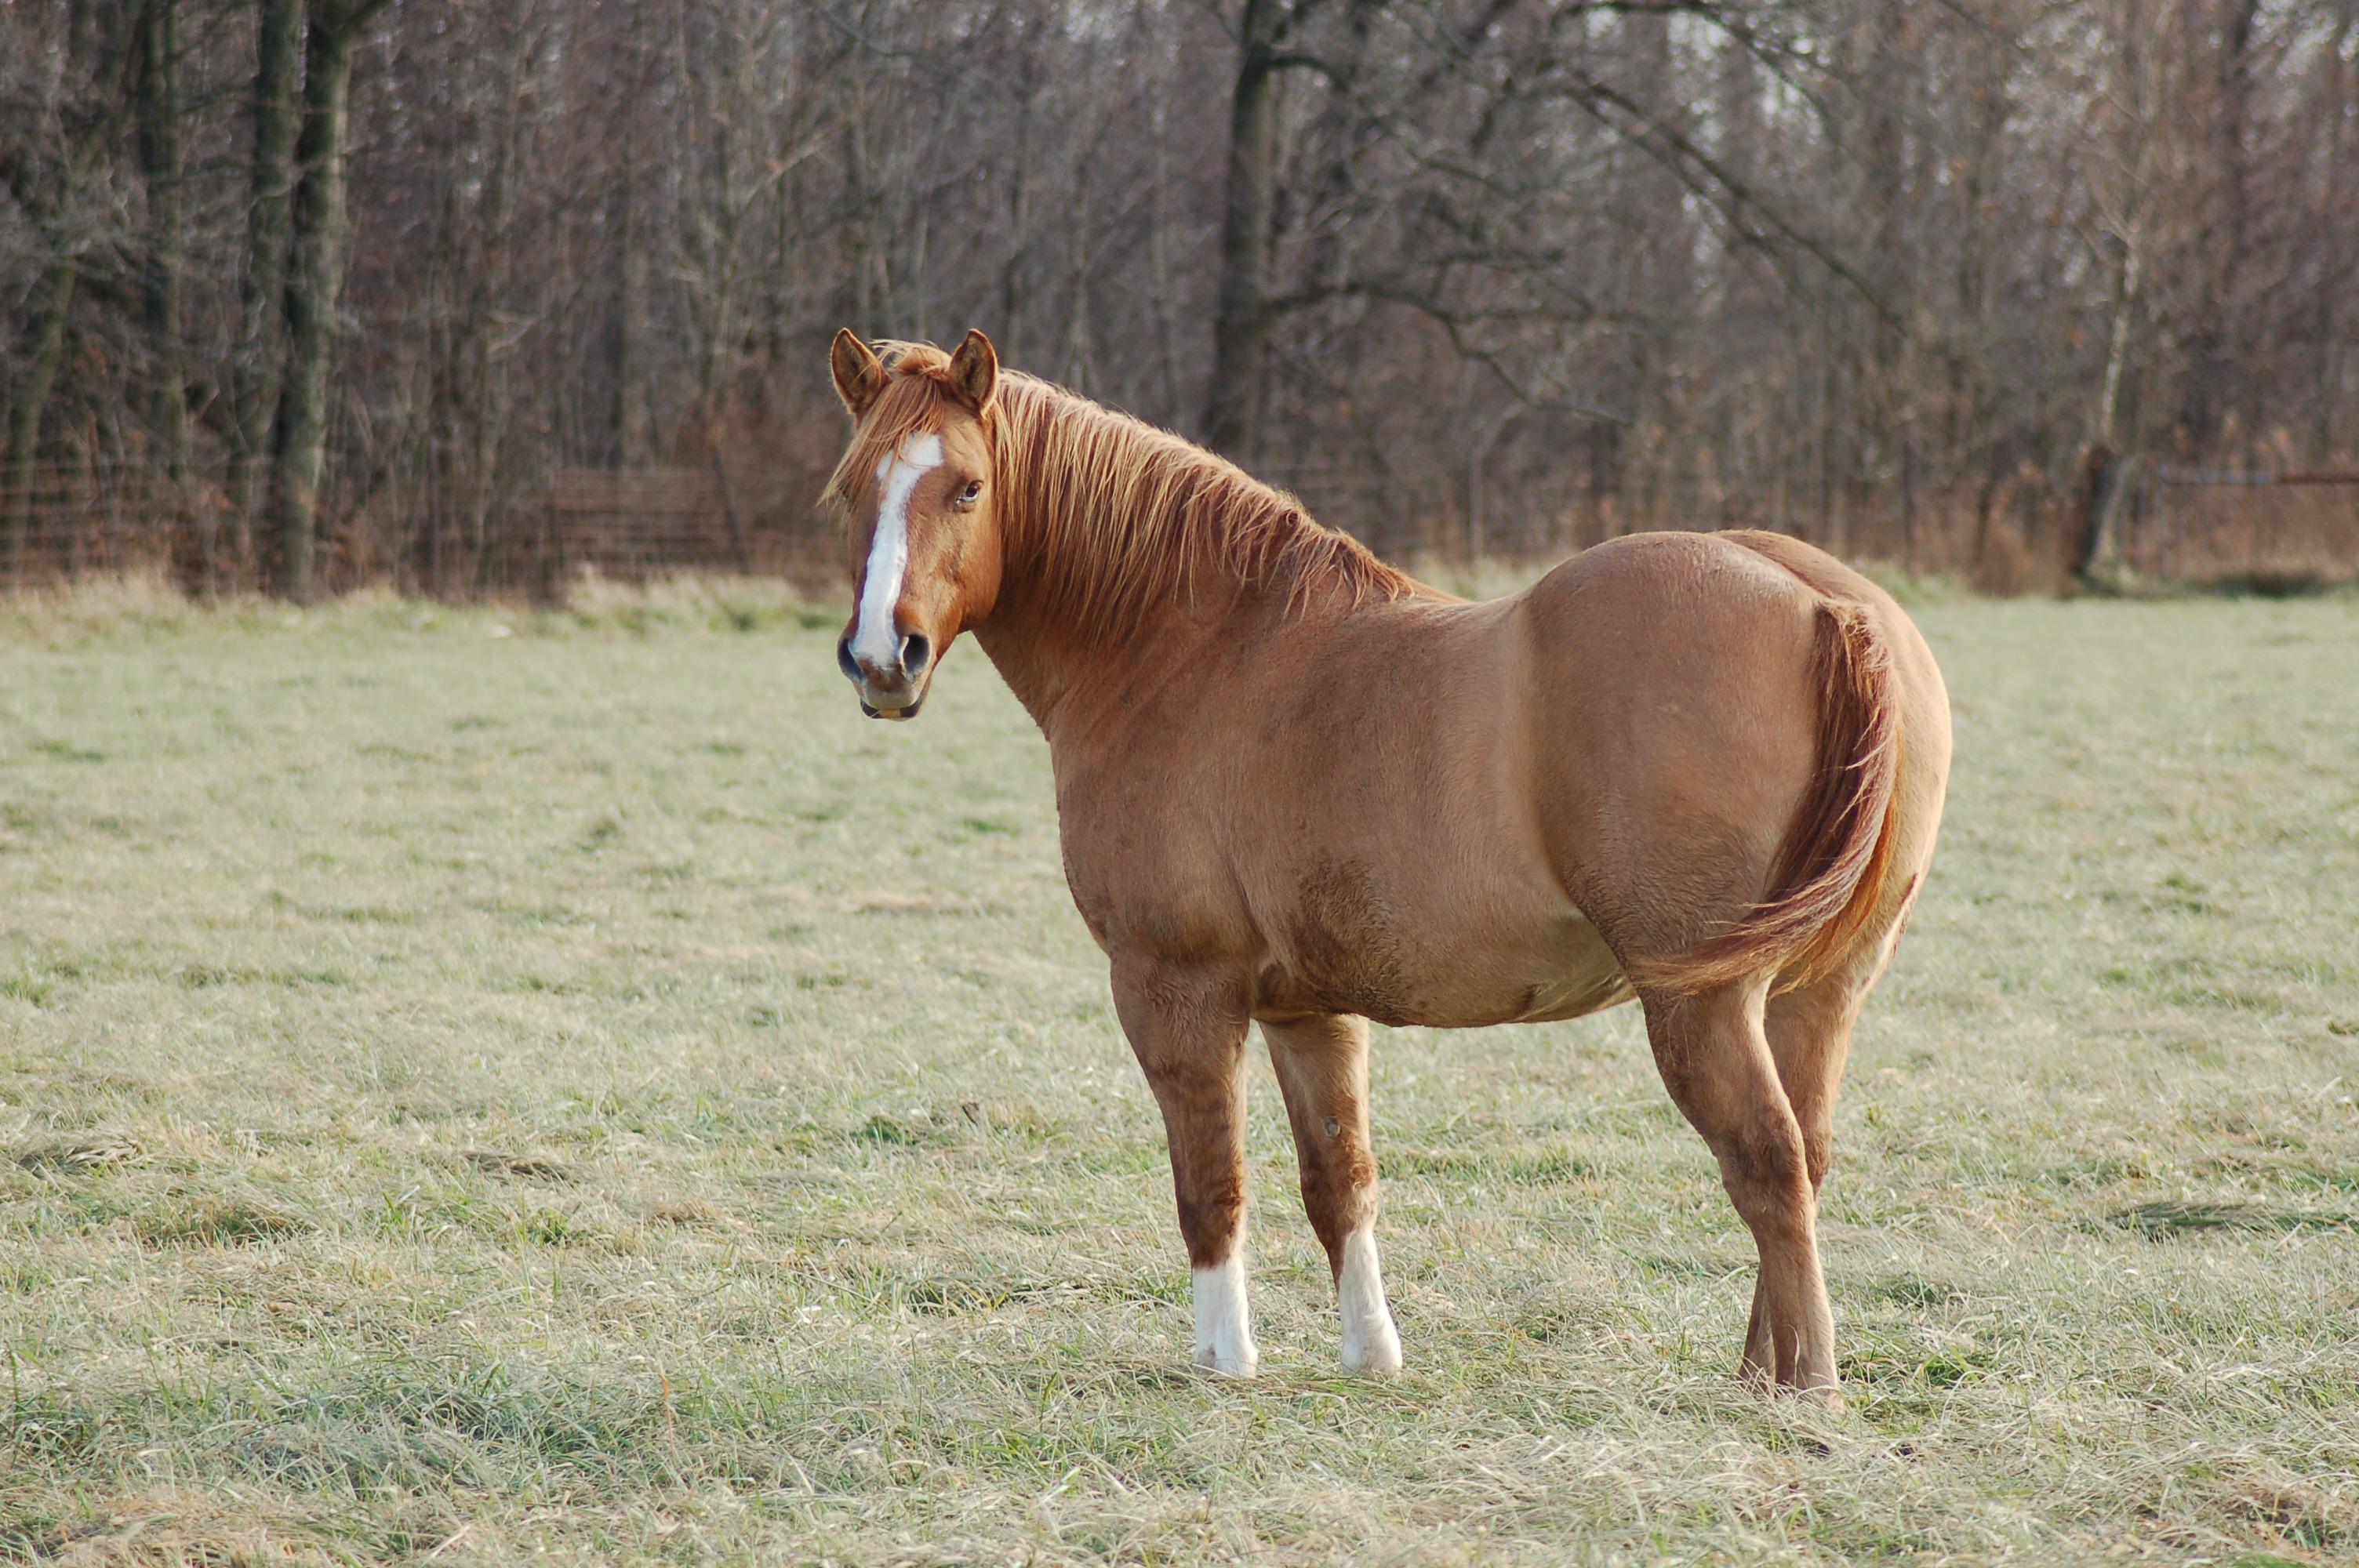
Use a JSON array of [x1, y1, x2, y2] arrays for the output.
[[2110, 1200, 2358, 1237]]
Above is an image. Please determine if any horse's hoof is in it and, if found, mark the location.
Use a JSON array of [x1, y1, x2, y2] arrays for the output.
[[1739, 1354, 1844, 1410], [1196, 1352, 1259, 1379], [1342, 1325, 1403, 1377], [1770, 1376, 1845, 1412]]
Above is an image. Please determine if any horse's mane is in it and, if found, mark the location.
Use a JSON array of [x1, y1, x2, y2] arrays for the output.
[[823, 340, 1419, 635]]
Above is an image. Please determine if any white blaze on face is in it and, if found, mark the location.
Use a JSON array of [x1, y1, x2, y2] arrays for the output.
[[851, 432, 945, 674], [1337, 1227, 1402, 1376], [1192, 1250, 1259, 1377]]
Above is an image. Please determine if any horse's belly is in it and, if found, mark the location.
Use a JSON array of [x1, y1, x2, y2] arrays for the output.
[[1492, 916, 1636, 1023], [1400, 913, 1634, 1028], [1257, 886, 1633, 1029]]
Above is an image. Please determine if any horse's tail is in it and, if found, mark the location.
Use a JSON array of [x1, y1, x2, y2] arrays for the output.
[[1624, 590, 1903, 997]]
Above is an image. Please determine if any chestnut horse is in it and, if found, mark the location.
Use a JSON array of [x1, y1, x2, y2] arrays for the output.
[[823, 328, 1950, 1403]]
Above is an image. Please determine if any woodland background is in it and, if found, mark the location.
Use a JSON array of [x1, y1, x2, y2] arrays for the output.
[[2, 0, 2356, 598]]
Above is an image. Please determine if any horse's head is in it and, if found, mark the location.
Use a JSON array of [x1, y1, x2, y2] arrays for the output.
[[823, 328, 1004, 720]]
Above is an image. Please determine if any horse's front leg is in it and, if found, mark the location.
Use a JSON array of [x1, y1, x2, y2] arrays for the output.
[[1263, 1012, 1403, 1376], [1110, 955, 1259, 1377]]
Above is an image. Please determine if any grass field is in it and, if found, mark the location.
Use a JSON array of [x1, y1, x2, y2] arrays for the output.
[[2, 575, 2356, 1566]]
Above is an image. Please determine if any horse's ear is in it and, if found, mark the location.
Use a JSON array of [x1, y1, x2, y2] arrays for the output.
[[946, 328, 999, 419], [830, 328, 885, 418]]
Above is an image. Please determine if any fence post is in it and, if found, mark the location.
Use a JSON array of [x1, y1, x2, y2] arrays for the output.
[[711, 452, 751, 573]]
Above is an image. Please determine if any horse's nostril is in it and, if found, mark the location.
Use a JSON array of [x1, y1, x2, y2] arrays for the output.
[[837, 638, 860, 681], [900, 633, 932, 675]]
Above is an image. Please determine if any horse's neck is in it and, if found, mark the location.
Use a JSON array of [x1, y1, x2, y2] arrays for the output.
[[972, 394, 1405, 735], [973, 568, 1255, 739], [976, 489, 1293, 737]]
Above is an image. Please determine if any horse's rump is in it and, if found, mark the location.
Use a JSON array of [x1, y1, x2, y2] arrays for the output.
[[1619, 546, 1903, 996]]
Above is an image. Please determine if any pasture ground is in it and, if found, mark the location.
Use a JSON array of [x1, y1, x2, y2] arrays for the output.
[[2, 574, 2355, 1566]]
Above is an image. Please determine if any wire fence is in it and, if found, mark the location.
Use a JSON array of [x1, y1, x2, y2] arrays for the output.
[[2113, 466, 2359, 587], [5, 455, 2357, 597], [0, 462, 205, 586], [0, 462, 818, 598]]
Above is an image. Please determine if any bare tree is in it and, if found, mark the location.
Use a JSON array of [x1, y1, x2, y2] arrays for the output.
[[3, 0, 150, 583], [267, 0, 391, 599], [231, 0, 304, 566], [4, 0, 2357, 593]]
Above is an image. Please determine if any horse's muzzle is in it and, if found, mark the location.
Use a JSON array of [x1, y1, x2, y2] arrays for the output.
[[838, 634, 930, 720]]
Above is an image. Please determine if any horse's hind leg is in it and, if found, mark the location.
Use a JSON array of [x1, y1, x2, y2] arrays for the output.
[[1748, 971, 1866, 1381], [1263, 1012, 1403, 1375], [1110, 956, 1259, 1377], [1641, 981, 1840, 1403]]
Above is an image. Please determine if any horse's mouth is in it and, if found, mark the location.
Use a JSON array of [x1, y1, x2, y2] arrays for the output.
[[848, 666, 931, 720]]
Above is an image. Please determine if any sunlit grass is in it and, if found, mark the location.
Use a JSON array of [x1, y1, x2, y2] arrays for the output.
[[2, 577, 2354, 1565]]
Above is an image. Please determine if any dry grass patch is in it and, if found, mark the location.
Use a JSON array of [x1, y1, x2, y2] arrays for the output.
[[3, 581, 2356, 1564]]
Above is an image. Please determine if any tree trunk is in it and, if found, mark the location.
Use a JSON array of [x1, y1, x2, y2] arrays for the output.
[[616, 147, 652, 466], [2096, 0, 2156, 450], [2176, 0, 2260, 451], [2070, 441, 2118, 581], [1202, 0, 1288, 460], [4, 264, 78, 585], [235, 0, 306, 570], [2317, 12, 2354, 457], [5, 0, 150, 585], [1859, 0, 1912, 558], [137, 0, 188, 481], [270, 0, 375, 601]]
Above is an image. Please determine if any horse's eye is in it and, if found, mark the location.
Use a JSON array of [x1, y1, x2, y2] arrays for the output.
[[957, 480, 984, 506]]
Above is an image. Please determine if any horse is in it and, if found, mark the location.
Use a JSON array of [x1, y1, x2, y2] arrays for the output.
[[821, 328, 1950, 1403]]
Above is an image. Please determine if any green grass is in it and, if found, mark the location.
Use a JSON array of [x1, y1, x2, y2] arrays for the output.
[[2, 574, 2356, 1565]]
